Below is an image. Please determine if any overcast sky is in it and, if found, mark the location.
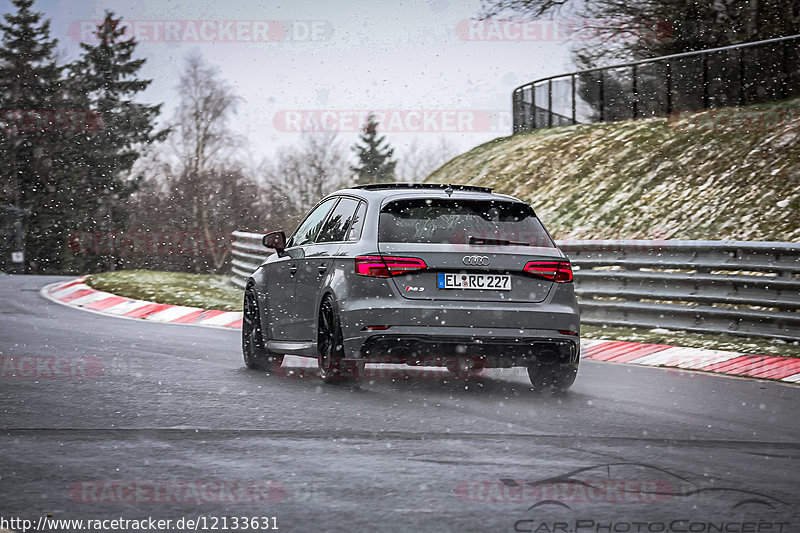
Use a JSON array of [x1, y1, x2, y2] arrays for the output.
[[29, 0, 576, 165]]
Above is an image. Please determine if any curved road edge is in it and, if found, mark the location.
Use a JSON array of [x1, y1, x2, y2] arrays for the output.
[[41, 276, 800, 385], [40, 276, 242, 329]]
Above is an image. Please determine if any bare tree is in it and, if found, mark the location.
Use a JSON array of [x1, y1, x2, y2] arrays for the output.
[[479, 0, 570, 19], [170, 51, 243, 175], [127, 52, 267, 273], [479, 0, 800, 66], [261, 132, 353, 226], [397, 137, 460, 183]]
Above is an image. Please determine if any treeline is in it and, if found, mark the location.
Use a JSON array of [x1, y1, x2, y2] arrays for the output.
[[480, 0, 799, 66], [1, 1, 164, 274], [0, 0, 457, 275]]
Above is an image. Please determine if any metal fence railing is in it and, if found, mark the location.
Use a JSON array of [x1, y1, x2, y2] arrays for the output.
[[231, 233, 800, 341], [512, 34, 800, 133]]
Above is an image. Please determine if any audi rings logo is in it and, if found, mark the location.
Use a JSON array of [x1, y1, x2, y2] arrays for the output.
[[462, 255, 490, 266]]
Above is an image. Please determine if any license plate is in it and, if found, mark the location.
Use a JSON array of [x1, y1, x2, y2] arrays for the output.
[[438, 273, 511, 291]]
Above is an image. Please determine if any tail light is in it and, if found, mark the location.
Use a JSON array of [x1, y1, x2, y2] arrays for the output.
[[523, 261, 573, 283], [355, 256, 427, 277]]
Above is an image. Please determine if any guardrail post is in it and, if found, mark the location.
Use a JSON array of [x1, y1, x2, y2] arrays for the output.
[[738, 47, 746, 105], [632, 64, 638, 119], [512, 90, 520, 133], [781, 39, 790, 99], [665, 60, 672, 115], [571, 74, 577, 124], [598, 72, 605, 122], [702, 53, 709, 109]]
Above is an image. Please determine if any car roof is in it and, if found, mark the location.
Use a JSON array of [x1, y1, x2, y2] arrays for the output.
[[333, 183, 524, 204]]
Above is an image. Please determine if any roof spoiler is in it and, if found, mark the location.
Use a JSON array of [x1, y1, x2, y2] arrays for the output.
[[352, 183, 493, 194]]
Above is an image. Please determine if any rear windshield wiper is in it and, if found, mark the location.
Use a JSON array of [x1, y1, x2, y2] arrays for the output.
[[468, 236, 531, 247]]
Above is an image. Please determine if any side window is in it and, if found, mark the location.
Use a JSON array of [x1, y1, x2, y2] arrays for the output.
[[346, 201, 366, 241], [289, 198, 337, 247], [318, 198, 360, 243]]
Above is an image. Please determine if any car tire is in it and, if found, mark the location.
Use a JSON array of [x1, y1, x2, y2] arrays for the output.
[[317, 296, 359, 383], [526, 362, 577, 392], [242, 287, 284, 371]]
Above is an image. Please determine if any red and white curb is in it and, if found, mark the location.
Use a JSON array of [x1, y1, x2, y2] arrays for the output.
[[41, 277, 799, 384], [41, 277, 242, 329], [581, 339, 800, 384]]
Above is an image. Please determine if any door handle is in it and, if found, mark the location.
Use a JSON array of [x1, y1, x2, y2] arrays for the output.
[[317, 264, 328, 275], [288, 264, 298, 275]]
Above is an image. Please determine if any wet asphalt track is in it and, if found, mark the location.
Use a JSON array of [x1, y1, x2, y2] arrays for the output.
[[1, 275, 799, 532]]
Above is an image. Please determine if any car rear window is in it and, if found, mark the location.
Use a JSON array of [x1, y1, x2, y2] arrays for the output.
[[379, 199, 555, 247]]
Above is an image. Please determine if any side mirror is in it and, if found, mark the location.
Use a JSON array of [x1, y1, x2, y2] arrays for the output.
[[262, 231, 286, 255]]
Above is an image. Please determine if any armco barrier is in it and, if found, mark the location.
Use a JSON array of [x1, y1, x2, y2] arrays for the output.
[[231, 233, 800, 341], [560, 240, 800, 341], [230, 231, 267, 289]]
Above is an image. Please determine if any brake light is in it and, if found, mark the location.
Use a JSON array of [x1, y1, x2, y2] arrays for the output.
[[523, 261, 573, 283], [355, 256, 427, 277]]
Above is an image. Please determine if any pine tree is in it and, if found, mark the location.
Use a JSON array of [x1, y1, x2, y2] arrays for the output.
[[66, 11, 166, 272], [350, 114, 397, 185], [0, 0, 69, 272]]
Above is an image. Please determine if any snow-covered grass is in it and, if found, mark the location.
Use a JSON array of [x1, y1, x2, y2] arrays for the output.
[[85, 270, 242, 311], [582, 326, 799, 358], [426, 98, 800, 241]]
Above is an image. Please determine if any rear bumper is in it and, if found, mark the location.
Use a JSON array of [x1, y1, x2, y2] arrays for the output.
[[338, 290, 580, 367], [356, 331, 579, 368], [342, 323, 579, 367]]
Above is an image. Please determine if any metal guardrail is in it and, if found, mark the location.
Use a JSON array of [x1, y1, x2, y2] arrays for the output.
[[230, 231, 267, 289], [231, 232, 800, 340], [561, 240, 800, 341], [512, 34, 800, 132]]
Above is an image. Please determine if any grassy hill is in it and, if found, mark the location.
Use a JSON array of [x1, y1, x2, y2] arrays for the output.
[[426, 98, 800, 242]]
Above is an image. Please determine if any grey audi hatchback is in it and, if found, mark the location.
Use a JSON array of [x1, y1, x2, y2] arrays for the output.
[[242, 183, 580, 390]]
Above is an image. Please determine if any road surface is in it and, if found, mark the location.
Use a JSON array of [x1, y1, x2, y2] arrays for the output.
[[1, 275, 798, 532]]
